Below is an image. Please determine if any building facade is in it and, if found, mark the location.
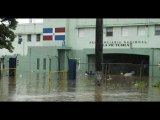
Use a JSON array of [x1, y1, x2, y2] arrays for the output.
[[1, 19, 160, 77]]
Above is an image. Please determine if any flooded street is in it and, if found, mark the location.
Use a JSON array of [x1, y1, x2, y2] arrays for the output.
[[0, 72, 160, 101]]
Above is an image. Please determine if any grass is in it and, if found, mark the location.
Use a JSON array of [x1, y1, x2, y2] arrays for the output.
[[152, 81, 160, 87], [132, 80, 145, 88]]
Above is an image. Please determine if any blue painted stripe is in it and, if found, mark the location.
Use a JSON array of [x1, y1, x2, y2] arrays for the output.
[[55, 35, 65, 40], [43, 28, 53, 33]]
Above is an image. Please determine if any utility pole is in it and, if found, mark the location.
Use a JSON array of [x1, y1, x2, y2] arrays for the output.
[[95, 18, 103, 85]]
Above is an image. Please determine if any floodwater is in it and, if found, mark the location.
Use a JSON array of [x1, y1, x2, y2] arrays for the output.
[[0, 71, 160, 101]]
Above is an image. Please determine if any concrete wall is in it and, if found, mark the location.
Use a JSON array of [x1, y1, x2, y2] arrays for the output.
[[18, 46, 71, 73]]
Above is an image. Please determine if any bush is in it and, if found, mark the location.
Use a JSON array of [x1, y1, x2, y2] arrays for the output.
[[152, 81, 160, 87]]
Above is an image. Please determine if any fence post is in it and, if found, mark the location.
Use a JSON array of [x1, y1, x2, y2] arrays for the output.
[[140, 65, 142, 81]]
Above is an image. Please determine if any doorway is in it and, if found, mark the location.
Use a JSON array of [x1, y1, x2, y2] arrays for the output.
[[9, 58, 17, 76]]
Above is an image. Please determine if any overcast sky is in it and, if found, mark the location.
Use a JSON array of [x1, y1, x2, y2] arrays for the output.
[[17, 19, 43, 24]]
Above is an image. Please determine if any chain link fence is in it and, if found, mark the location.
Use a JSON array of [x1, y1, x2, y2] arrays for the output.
[[77, 62, 149, 78], [2, 63, 160, 81]]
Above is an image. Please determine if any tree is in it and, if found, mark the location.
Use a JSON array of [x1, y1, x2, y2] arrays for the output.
[[0, 18, 18, 52]]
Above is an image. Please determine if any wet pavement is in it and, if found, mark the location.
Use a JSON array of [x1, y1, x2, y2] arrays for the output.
[[0, 72, 160, 101]]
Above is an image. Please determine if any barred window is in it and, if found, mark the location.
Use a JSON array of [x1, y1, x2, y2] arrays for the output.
[[18, 35, 22, 44], [27, 34, 31, 42], [106, 27, 113, 37], [36, 34, 41, 41], [155, 25, 160, 35]]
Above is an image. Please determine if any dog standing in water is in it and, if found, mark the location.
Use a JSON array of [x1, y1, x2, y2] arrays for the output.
[[123, 71, 135, 77], [96, 72, 103, 86]]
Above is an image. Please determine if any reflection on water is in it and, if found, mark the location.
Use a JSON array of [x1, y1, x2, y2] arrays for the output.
[[67, 80, 76, 92], [0, 72, 160, 101], [8, 77, 16, 100], [95, 85, 102, 101]]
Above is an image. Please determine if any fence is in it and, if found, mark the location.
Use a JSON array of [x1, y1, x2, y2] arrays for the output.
[[0, 68, 68, 81], [1, 63, 160, 80], [48, 70, 68, 80], [77, 62, 149, 77]]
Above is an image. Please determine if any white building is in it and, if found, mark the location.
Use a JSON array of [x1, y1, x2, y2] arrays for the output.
[[2, 19, 160, 77]]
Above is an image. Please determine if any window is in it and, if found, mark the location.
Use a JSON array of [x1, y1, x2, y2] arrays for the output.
[[106, 27, 113, 37], [122, 27, 128, 37], [36, 34, 41, 41], [78, 28, 85, 37], [37, 58, 40, 70], [138, 26, 146, 36], [43, 58, 46, 70], [18, 35, 22, 44], [155, 25, 160, 35], [27, 34, 31, 42]]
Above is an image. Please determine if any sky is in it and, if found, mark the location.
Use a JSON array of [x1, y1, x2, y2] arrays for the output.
[[17, 19, 43, 24]]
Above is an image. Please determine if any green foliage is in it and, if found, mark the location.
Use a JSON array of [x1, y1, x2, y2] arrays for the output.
[[152, 81, 160, 87], [0, 18, 18, 52], [132, 80, 145, 88]]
